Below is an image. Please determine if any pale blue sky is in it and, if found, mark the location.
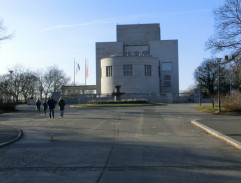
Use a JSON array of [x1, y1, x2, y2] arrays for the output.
[[0, 0, 224, 91]]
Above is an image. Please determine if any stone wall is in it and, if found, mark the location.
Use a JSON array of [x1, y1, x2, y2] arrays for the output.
[[96, 42, 123, 93], [117, 24, 160, 45], [96, 24, 179, 97], [150, 40, 179, 95], [61, 93, 174, 104], [58, 93, 212, 104], [101, 56, 160, 94]]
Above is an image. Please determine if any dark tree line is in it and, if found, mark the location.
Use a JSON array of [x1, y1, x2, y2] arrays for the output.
[[0, 18, 70, 106], [0, 65, 70, 103], [194, 58, 241, 97], [195, 0, 241, 99]]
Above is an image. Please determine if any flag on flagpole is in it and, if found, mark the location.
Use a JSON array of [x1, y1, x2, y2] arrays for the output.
[[85, 59, 89, 78], [76, 63, 80, 75]]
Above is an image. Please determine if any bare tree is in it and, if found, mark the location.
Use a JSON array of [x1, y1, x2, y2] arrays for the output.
[[206, 0, 241, 56], [42, 66, 70, 98], [1, 65, 70, 102], [0, 74, 15, 102], [8, 66, 26, 102], [194, 59, 218, 96], [20, 71, 38, 101], [194, 58, 230, 96], [229, 59, 241, 89], [0, 19, 12, 42]]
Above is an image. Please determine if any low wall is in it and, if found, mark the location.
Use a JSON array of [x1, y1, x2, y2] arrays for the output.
[[48, 92, 213, 104], [61, 93, 174, 104], [26, 99, 35, 105]]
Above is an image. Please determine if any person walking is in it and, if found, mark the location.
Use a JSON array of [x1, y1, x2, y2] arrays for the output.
[[58, 97, 66, 118], [47, 96, 56, 119], [35, 98, 41, 113], [43, 100, 48, 115]]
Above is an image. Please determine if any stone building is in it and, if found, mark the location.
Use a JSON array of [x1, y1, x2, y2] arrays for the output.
[[96, 23, 179, 97]]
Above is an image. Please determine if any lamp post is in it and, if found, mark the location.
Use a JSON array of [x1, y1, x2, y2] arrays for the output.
[[8, 70, 13, 102], [216, 58, 222, 112], [197, 67, 201, 106]]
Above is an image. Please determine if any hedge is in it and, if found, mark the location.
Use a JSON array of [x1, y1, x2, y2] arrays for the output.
[[87, 99, 148, 104], [0, 102, 16, 110]]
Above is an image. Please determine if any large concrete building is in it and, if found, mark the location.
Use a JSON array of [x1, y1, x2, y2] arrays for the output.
[[96, 23, 179, 97]]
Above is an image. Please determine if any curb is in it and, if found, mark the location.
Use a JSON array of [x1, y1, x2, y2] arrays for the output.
[[0, 129, 23, 148], [191, 120, 241, 151]]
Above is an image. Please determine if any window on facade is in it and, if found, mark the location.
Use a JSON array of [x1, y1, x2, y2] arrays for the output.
[[164, 81, 171, 87], [134, 51, 139, 56], [123, 64, 132, 76], [164, 74, 171, 87], [145, 65, 151, 76], [162, 63, 172, 71], [164, 75, 171, 80], [106, 66, 112, 77], [143, 51, 149, 56], [125, 51, 131, 56]]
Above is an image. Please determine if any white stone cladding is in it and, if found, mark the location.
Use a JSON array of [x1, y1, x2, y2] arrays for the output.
[[117, 24, 160, 45], [150, 40, 179, 95], [101, 57, 160, 94], [96, 23, 179, 96], [96, 42, 123, 93]]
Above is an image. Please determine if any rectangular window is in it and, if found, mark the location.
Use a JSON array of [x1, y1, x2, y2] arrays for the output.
[[143, 51, 149, 56], [134, 51, 139, 56], [164, 75, 171, 87], [164, 81, 171, 87], [106, 66, 112, 77], [123, 65, 132, 76], [162, 63, 172, 71], [145, 65, 151, 76], [164, 75, 171, 80]]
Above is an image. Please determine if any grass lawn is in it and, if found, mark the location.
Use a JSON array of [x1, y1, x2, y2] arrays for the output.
[[71, 103, 164, 107], [195, 104, 241, 115]]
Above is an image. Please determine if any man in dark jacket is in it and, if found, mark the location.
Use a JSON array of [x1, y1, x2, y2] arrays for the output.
[[47, 96, 56, 119]]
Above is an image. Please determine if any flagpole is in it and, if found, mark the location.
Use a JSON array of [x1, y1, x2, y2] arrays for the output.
[[85, 58, 86, 86], [74, 58, 75, 87]]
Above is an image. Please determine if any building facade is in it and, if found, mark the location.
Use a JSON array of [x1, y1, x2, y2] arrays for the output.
[[96, 23, 179, 96]]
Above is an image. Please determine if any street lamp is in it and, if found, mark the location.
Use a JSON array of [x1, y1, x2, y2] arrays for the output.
[[197, 67, 202, 106], [8, 70, 14, 102], [216, 58, 222, 112]]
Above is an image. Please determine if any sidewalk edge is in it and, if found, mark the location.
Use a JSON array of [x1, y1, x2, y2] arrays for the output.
[[0, 129, 23, 148], [191, 120, 241, 151]]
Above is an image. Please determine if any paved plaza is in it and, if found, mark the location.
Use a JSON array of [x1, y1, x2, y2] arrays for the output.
[[0, 104, 241, 183]]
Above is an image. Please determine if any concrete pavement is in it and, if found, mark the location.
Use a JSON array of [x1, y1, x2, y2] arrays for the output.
[[1, 104, 240, 150], [191, 115, 241, 150], [0, 124, 22, 147], [0, 104, 241, 182]]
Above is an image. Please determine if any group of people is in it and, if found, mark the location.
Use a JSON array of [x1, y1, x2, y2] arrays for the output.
[[35, 96, 65, 119]]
